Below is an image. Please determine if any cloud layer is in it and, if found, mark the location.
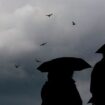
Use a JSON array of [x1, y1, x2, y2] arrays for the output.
[[0, 0, 105, 105]]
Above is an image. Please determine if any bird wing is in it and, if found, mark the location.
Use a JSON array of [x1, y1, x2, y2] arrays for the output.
[[40, 42, 48, 46]]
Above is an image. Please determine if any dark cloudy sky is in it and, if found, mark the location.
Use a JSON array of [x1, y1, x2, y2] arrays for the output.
[[0, 0, 105, 105]]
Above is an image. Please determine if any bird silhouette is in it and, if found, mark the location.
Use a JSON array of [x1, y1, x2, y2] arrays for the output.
[[40, 42, 48, 46], [15, 64, 20, 68], [46, 13, 53, 18], [72, 21, 76, 25], [35, 59, 41, 63]]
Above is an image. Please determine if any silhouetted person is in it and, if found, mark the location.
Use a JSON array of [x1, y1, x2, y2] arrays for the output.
[[41, 70, 82, 105], [89, 44, 105, 105], [38, 57, 91, 105]]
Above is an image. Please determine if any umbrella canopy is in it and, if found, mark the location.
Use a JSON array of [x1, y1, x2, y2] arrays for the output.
[[96, 44, 105, 53], [37, 57, 91, 72]]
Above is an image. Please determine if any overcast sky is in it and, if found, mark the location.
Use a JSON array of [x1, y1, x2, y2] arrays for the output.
[[0, 0, 105, 105]]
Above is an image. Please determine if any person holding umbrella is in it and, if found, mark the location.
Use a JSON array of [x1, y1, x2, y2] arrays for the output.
[[89, 44, 105, 105], [37, 57, 91, 105]]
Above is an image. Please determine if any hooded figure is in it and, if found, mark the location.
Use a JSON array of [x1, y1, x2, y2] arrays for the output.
[[37, 57, 91, 105], [89, 44, 105, 105], [41, 70, 81, 105]]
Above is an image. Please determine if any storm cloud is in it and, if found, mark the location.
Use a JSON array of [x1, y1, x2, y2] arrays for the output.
[[0, 0, 105, 105]]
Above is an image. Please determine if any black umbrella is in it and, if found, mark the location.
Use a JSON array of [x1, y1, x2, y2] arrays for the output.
[[96, 44, 105, 53], [37, 57, 91, 72]]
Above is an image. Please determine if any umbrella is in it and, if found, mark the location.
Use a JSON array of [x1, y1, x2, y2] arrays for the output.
[[37, 57, 91, 72], [96, 44, 105, 53]]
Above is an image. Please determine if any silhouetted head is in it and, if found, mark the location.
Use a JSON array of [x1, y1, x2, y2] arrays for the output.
[[47, 69, 74, 82]]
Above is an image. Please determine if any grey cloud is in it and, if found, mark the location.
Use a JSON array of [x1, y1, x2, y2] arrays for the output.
[[0, 0, 105, 105]]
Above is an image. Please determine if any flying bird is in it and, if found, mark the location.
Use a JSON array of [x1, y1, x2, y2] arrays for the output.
[[15, 64, 20, 68], [35, 59, 41, 63], [72, 21, 76, 25], [46, 13, 53, 18], [40, 42, 48, 46]]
